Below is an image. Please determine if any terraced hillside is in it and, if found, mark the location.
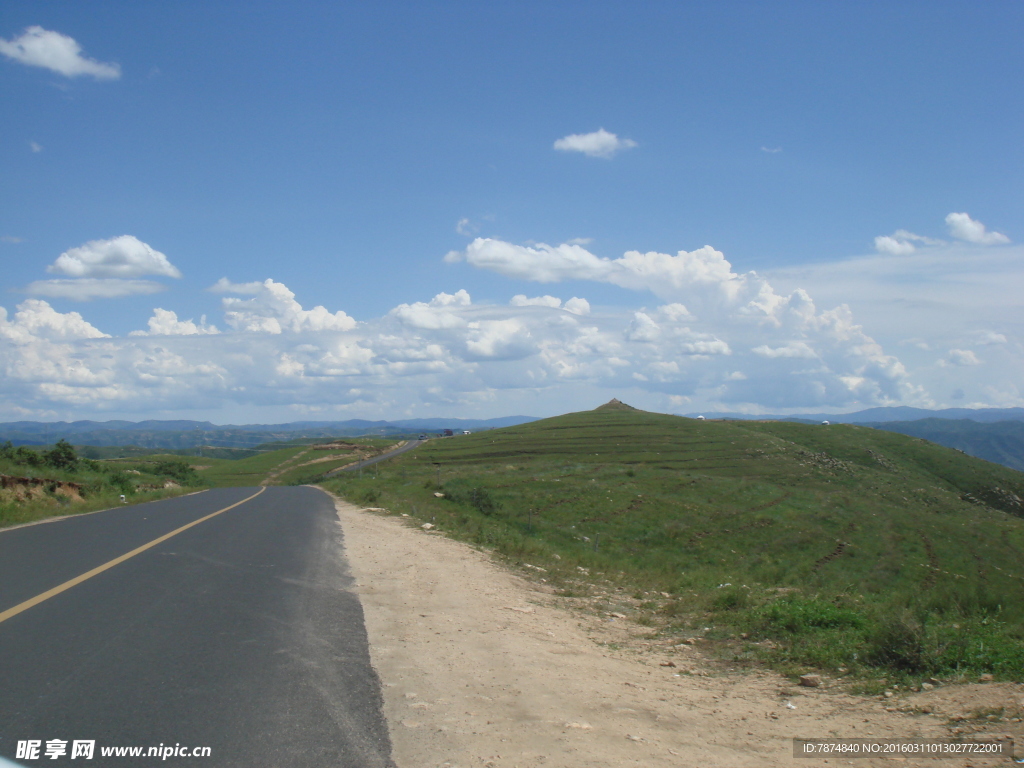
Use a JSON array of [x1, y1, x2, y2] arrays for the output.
[[324, 405, 1024, 679]]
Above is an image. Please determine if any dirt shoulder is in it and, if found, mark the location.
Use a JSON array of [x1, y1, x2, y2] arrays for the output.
[[331, 496, 1023, 768]]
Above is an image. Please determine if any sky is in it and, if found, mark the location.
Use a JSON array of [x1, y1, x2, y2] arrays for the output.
[[1, 1, 1022, 424]]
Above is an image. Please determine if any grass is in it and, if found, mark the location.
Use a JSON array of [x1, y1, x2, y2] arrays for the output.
[[320, 407, 1024, 682]]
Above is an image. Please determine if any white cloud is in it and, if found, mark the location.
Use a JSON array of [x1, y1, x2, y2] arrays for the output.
[[1, 236, 24, 244], [563, 297, 590, 316], [447, 237, 917, 408], [130, 309, 220, 337], [0, 299, 109, 344], [946, 348, 981, 366], [391, 290, 472, 330], [219, 279, 356, 333], [2, 240, 1018, 418], [27, 278, 167, 301], [873, 235, 917, 255], [752, 341, 817, 359], [553, 128, 637, 159], [760, 146, 782, 154], [873, 228, 944, 255], [945, 212, 1009, 245], [0, 26, 120, 80], [975, 331, 1007, 346], [49, 236, 181, 279], [510, 294, 562, 309], [456, 218, 479, 237], [567, 237, 593, 246], [29, 141, 42, 153]]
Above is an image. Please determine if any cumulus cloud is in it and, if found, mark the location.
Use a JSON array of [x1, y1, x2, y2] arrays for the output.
[[130, 309, 219, 337], [511, 294, 562, 309], [874, 235, 917, 256], [446, 237, 920, 408], [945, 212, 1009, 245], [563, 297, 590, 316], [4, 251, 1011, 418], [553, 128, 637, 159], [218, 279, 356, 333], [0, 299, 109, 344], [0, 26, 120, 79], [391, 290, 472, 330], [27, 278, 167, 301], [49, 236, 181, 279]]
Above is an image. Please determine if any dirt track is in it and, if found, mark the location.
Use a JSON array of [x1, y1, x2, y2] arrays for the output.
[[331, 496, 1023, 768]]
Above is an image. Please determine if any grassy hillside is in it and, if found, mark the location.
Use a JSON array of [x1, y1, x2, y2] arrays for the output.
[[322, 407, 1024, 681], [0, 441, 202, 528]]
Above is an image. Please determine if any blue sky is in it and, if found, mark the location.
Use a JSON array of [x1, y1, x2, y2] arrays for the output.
[[1, 2, 1022, 423]]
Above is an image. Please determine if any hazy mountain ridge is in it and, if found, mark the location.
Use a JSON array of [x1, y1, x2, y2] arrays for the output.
[[0, 416, 540, 449], [688, 406, 1024, 423]]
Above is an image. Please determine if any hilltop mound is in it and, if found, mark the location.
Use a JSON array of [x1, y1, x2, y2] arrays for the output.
[[593, 398, 639, 412]]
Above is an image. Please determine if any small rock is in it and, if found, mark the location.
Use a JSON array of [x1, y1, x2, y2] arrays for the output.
[[920, 705, 932, 714], [564, 722, 592, 730], [660, 661, 676, 668], [609, 612, 627, 619], [626, 734, 643, 742], [421, 523, 434, 530], [799, 674, 821, 688], [921, 682, 934, 691], [660, 592, 671, 598], [927, 677, 940, 685], [883, 691, 893, 698], [979, 673, 994, 683], [683, 638, 697, 645], [740, 632, 749, 640], [433, 492, 444, 498]]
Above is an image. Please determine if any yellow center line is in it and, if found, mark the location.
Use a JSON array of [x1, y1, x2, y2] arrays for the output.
[[0, 486, 267, 626]]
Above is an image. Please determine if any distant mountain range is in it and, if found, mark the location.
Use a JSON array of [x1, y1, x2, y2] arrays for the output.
[[686, 406, 1024, 423], [0, 416, 539, 450]]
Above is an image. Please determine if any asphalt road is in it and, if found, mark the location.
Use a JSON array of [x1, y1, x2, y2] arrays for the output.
[[324, 438, 425, 477], [0, 487, 394, 767]]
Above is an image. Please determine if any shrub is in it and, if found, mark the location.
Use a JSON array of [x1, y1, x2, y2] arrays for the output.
[[153, 459, 199, 486], [43, 439, 78, 471], [865, 610, 930, 673], [756, 597, 865, 634]]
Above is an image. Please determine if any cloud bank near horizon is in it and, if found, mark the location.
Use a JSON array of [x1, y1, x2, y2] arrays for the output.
[[2, 223, 1019, 420]]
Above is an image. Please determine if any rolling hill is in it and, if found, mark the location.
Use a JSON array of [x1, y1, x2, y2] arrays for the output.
[[323, 403, 1024, 679]]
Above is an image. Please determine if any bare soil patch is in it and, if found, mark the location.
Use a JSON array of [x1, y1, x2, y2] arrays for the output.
[[331, 497, 1023, 768]]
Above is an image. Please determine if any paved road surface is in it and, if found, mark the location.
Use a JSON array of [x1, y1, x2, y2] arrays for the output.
[[0, 487, 394, 767], [324, 438, 425, 477]]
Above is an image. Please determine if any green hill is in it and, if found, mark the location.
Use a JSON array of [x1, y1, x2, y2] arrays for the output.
[[323, 405, 1024, 681]]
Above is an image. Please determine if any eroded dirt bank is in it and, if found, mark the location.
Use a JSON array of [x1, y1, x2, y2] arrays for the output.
[[330, 496, 1022, 768]]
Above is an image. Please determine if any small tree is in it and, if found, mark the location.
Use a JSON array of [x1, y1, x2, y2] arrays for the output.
[[44, 439, 78, 471]]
